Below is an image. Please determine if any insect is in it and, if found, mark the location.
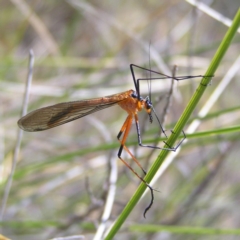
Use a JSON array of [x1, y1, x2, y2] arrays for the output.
[[18, 64, 209, 217]]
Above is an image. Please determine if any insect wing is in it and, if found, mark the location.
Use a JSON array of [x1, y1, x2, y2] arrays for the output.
[[18, 94, 125, 132]]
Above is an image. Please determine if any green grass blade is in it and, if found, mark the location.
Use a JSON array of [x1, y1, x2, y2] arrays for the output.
[[105, 8, 240, 240], [129, 224, 240, 235]]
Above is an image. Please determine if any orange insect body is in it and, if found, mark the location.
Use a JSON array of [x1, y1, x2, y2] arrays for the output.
[[18, 87, 155, 217], [18, 64, 206, 217], [118, 90, 147, 115], [18, 89, 151, 132]]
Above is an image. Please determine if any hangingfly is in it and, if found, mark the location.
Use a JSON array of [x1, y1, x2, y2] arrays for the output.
[[18, 64, 210, 217]]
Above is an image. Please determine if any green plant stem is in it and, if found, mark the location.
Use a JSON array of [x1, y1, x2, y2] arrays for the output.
[[129, 224, 240, 235], [105, 8, 240, 240]]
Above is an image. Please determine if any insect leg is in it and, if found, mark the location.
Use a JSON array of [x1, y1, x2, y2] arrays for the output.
[[134, 112, 185, 151], [117, 115, 147, 175], [117, 115, 155, 217]]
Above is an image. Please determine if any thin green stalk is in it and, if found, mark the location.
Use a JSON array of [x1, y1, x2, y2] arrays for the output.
[[129, 224, 240, 235], [105, 8, 240, 240]]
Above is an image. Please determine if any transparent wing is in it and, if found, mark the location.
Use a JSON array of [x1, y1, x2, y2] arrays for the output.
[[18, 93, 127, 132]]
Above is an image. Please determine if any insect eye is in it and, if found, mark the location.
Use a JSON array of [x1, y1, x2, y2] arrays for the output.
[[146, 100, 152, 109], [147, 104, 152, 109]]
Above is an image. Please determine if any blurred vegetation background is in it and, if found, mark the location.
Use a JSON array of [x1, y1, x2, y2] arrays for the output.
[[0, 0, 240, 239]]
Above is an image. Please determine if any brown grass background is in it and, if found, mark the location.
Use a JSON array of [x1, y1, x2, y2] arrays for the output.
[[1, 1, 240, 239]]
